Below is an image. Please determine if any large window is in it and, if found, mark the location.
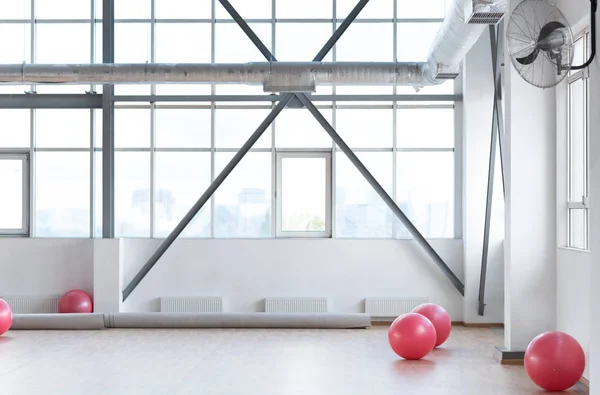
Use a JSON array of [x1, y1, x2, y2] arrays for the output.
[[0, 0, 457, 240], [566, 31, 590, 250]]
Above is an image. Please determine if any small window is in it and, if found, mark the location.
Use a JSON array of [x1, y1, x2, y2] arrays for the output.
[[276, 152, 332, 238], [0, 154, 29, 236], [566, 31, 590, 250]]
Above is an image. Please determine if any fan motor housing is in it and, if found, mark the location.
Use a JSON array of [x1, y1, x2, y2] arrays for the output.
[[464, 0, 508, 24]]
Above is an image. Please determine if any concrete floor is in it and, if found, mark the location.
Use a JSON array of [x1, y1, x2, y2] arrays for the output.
[[0, 326, 589, 395]]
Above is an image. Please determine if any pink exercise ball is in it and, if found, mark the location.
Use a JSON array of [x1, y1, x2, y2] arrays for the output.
[[0, 298, 13, 335], [59, 290, 93, 314], [412, 303, 452, 347], [388, 313, 437, 360], [524, 331, 585, 392]]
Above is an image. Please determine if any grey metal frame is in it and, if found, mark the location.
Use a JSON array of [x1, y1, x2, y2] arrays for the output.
[[0, 153, 30, 236], [102, 0, 115, 238], [477, 24, 505, 316]]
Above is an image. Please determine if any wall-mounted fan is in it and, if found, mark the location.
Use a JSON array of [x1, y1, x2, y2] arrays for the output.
[[506, 0, 597, 88]]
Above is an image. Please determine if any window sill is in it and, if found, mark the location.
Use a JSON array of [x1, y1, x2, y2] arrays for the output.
[[558, 246, 591, 254]]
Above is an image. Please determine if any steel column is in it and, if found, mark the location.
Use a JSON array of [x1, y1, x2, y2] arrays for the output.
[[477, 24, 506, 316], [102, 0, 115, 238], [224, 0, 464, 295], [122, 0, 368, 301]]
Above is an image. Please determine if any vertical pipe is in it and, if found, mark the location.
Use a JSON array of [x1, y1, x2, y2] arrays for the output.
[[102, 0, 115, 238]]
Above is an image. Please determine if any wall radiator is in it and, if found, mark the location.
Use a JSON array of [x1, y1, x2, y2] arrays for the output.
[[160, 297, 224, 313], [264, 297, 329, 313], [364, 297, 428, 319], [1, 296, 61, 314]]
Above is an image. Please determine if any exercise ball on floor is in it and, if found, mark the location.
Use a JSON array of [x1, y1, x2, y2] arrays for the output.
[[388, 313, 437, 360], [524, 331, 585, 392], [412, 303, 452, 347], [0, 298, 13, 335], [59, 290, 93, 314]]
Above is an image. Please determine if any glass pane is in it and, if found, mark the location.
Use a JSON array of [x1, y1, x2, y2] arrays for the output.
[[336, 23, 393, 61], [215, 108, 272, 149], [36, 24, 90, 63], [115, 152, 150, 237], [397, 0, 447, 18], [571, 36, 585, 75], [155, 109, 211, 148], [94, 109, 102, 148], [569, 78, 586, 201], [397, 108, 454, 148], [336, 109, 393, 148], [154, 152, 211, 238], [569, 209, 586, 249], [396, 80, 455, 94], [397, 23, 441, 61], [396, 152, 454, 238], [281, 157, 327, 232], [156, 0, 211, 19], [36, 0, 91, 19], [1, 0, 31, 19], [276, 23, 333, 61], [336, 152, 393, 238], [0, 110, 30, 148], [115, 0, 151, 19], [114, 23, 151, 95], [155, 23, 211, 63], [115, 109, 151, 148], [215, 0, 271, 19], [35, 110, 91, 148], [337, 0, 393, 19], [214, 152, 271, 238], [0, 24, 31, 63], [215, 24, 272, 63], [276, 0, 332, 18], [94, 151, 102, 238], [275, 108, 332, 148], [0, 159, 24, 230], [35, 152, 90, 237]]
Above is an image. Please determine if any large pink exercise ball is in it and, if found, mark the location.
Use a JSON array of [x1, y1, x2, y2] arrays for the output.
[[412, 303, 452, 347], [524, 331, 585, 391], [388, 313, 437, 360], [59, 290, 93, 314], [0, 298, 13, 335]]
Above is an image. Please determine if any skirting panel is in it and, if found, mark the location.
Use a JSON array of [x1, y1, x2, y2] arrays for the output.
[[364, 297, 428, 319], [264, 297, 329, 313], [160, 297, 223, 313], [1, 296, 61, 314]]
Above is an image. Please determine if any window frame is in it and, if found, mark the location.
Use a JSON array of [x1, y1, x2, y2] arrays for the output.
[[566, 30, 590, 250], [0, 152, 30, 236], [275, 150, 333, 238]]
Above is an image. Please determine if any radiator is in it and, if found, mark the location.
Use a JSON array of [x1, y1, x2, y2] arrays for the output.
[[1, 295, 61, 314], [364, 297, 428, 319], [264, 297, 328, 313], [160, 297, 224, 313]]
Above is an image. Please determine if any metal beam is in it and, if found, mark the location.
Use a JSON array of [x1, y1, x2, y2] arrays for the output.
[[113, 94, 462, 102], [224, 0, 464, 296], [0, 94, 102, 109], [122, 93, 294, 301], [299, 95, 464, 295], [102, 0, 115, 238], [477, 24, 506, 316], [122, 0, 367, 301]]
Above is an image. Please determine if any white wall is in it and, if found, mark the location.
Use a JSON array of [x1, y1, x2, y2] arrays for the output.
[[503, 0, 557, 351], [462, 28, 505, 324], [0, 239, 94, 297], [118, 239, 465, 317]]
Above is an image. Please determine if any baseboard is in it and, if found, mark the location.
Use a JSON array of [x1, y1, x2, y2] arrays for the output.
[[372, 320, 504, 328], [580, 377, 589, 387], [493, 346, 525, 365]]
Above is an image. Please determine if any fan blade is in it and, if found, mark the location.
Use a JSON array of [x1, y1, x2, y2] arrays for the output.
[[516, 48, 540, 65], [538, 21, 566, 42]]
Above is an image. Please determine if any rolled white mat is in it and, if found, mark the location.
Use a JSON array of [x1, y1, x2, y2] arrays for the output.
[[107, 312, 371, 329], [11, 313, 106, 330]]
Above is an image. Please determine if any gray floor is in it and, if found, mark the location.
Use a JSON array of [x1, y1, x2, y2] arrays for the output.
[[0, 326, 589, 395]]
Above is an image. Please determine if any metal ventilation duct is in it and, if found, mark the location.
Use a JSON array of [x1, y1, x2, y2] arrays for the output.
[[0, 0, 507, 87], [425, 0, 508, 80]]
